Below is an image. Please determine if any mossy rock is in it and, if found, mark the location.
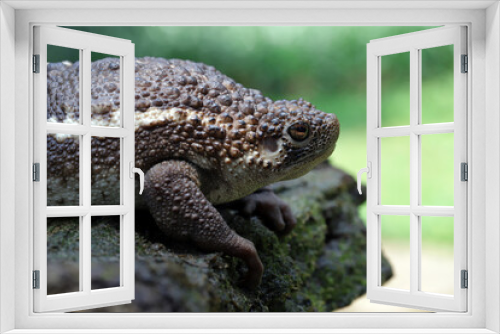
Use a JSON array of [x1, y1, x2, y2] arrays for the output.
[[47, 162, 392, 312]]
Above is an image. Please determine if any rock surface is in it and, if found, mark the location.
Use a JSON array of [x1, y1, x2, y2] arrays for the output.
[[47, 163, 392, 312]]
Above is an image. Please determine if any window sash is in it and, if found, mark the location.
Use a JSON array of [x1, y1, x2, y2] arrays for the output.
[[32, 25, 136, 313], [366, 26, 468, 312]]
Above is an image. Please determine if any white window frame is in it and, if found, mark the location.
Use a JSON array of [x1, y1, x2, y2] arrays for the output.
[[33, 26, 136, 313], [0, 1, 499, 333], [366, 26, 468, 312]]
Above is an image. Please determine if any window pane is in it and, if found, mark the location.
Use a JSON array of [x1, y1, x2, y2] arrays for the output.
[[381, 215, 410, 291], [420, 216, 454, 295], [47, 217, 80, 295], [47, 134, 80, 206], [381, 136, 410, 205], [91, 52, 121, 127], [381, 52, 410, 127], [91, 137, 121, 206], [47, 45, 80, 124], [421, 133, 454, 206], [421, 45, 454, 124], [91, 216, 121, 290]]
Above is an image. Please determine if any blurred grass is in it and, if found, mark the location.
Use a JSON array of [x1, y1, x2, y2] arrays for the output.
[[56, 26, 454, 245]]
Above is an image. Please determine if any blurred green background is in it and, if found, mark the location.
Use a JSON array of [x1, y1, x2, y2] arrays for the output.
[[53, 26, 455, 251]]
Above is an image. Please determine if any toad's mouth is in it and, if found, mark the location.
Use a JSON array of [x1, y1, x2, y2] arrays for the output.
[[280, 143, 336, 181]]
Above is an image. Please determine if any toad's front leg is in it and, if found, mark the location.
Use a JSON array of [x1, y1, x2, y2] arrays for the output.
[[143, 160, 263, 288]]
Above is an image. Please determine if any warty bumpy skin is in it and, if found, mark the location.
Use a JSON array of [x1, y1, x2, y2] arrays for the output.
[[46, 57, 340, 288]]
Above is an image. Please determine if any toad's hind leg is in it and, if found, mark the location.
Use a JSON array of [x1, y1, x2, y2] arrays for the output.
[[143, 160, 263, 288]]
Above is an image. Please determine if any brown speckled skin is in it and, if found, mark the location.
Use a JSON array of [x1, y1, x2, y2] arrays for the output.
[[47, 57, 340, 287]]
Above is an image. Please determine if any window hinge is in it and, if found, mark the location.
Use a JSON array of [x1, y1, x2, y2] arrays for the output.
[[33, 163, 40, 182], [461, 54, 468, 73], [461, 162, 468, 181], [461, 270, 468, 289], [33, 270, 40, 289], [33, 54, 40, 73]]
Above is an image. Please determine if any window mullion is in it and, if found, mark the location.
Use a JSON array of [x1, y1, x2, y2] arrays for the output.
[[90, 127, 129, 138], [81, 47, 91, 208], [81, 47, 92, 295], [409, 47, 420, 294]]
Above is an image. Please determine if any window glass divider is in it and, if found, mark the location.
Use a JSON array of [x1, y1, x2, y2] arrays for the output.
[[409, 47, 420, 294]]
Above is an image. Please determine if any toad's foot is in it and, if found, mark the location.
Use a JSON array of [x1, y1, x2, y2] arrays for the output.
[[143, 160, 263, 288], [227, 187, 297, 236]]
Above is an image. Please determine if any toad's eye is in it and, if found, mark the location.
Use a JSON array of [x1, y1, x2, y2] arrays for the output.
[[288, 122, 310, 141]]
